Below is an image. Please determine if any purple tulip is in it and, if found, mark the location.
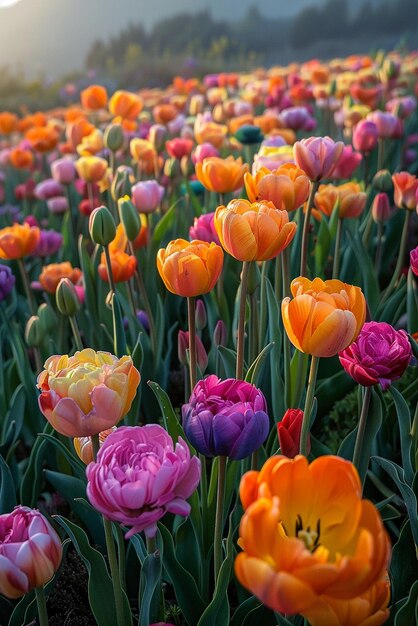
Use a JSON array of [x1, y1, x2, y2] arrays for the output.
[[0, 264, 15, 301], [0, 506, 62, 599], [35, 179, 65, 200], [86, 425, 201, 538], [33, 230, 63, 257], [182, 375, 270, 460], [339, 321, 412, 390], [46, 196, 69, 215]]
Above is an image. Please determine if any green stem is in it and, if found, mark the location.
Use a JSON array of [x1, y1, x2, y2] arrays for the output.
[[213, 455, 226, 584], [130, 243, 157, 359], [187, 296, 197, 391], [377, 138, 385, 171], [258, 261, 268, 344], [300, 181, 319, 277], [332, 218, 344, 279], [69, 316, 83, 351], [249, 292, 259, 365], [91, 433, 100, 461], [300, 355, 320, 456], [411, 401, 418, 462], [374, 220, 384, 274], [103, 518, 125, 626], [274, 254, 282, 303], [115, 525, 126, 591], [236, 261, 250, 380], [352, 386, 372, 480], [35, 586, 49, 626], [282, 249, 291, 407], [382, 210, 412, 303], [104, 245, 116, 295], [17, 258, 36, 315]]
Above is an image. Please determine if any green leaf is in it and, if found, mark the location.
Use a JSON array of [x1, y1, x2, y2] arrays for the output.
[[111, 292, 127, 357], [391, 521, 418, 606], [54, 515, 118, 626], [377, 278, 407, 324], [245, 342, 274, 386], [152, 203, 176, 245], [389, 386, 414, 485], [78, 235, 100, 345], [230, 597, 262, 626], [407, 268, 418, 334], [394, 579, 418, 626], [139, 551, 162, 626], [38, 433, 86, 479], [217, 345, 237, 379], [0, 453, 16, 513], [20, 423, 53, 507], [346, 229, 380, 315], [0, 384, 25, 450], [265, 277, 285, 418], [147, 381, 188, 446], [314, 217, 331, 276]]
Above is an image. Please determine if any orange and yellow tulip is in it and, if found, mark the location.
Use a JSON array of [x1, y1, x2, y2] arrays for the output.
[[25, 127, 58, 153], [194, 115, 227, 148], [235, 455, 391, 619], [80, 85, 108, 111], [0, 223, 40, 260], [109, 90, 143, 120], [282, 277, 366, 357], [98, 250, 137, 283], [314, 182, 367, 219], [0, 111, 18, 135], [244, 163, 310, 212], [38, 262, 82, 294], [73, 427, 117, 464], [195, 156, 249, 194], [157, 239, 223, 297], [9, 148, 34, 170], [214, 199, 297, 262], [392, 171, 418, 210], [75, 156, 108, 184], [76, 129, 104, 156]]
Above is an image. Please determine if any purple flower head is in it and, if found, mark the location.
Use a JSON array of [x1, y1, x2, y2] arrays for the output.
[[182, 375, 270, 460], [0, 264, 15, 301], [35, 179, 65, 201], [339, 321, 412, 390], [33, 230, 63, 257], [86, 425, 201, 539]]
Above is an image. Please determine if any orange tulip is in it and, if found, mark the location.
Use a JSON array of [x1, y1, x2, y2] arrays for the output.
[[109, 90, 143, 120], [314, 182, 367, 219], [194, 115, 227, 148], [196, 156, 249, 194], [235, 455, 391, 618], [9, 148, 34, 170], [282, 277, 366, 357], [0, 223, 40, 260], [214, 199, 297, 262], [18, 112, 47, 133], [157, 239, 223, 297], [253, 115, 281, 134], [392, 171, 418, 210], [66, 116, 95, 150], [244, 163, 310, 212], [76, 156, 108, 184], [0, 111, 18, 135], [76, 129, 104, 156], [98, 250, 137, 283], [80, 85, 108, 111], [229, 114, 254, 135], [38, 262, 82, 294], [153, 103, 178, 124], [130, 138, 156, 163], [25, 127, 58, 153], [65, 107, 86, 122]]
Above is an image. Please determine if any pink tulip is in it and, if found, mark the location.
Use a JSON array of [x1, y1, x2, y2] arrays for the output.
[[86, 425, 201, 538], [293, 136, 344, 181], [0, 506, 62, 599], [35, 179, 65, 201], [352, 120, 379, 153], [166, 137, 194, 160], [189, 212, 220, 245], [367, 111, 398, 139], [131, 180, 165, 214], [192, 143, 220, 164], [411, 246, 418, 276], [46, 196, 69, 215], [51, 157, 77, 185], [331, 145, 363, 180]]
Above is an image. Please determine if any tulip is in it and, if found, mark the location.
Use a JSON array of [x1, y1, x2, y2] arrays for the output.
[[0, 111, 18, 134], [244, 163, 310, 212], [104, 123, 124, 152], [38, 262, 82, 294], [89, 206, 116, 246], [372, 169, 393, 193], [182, 375, 270, 459], [194, 115, 227, 148], [314, 182, 367, 219], [80, 84, 108, 110], [178, 330, 208, 372], [9, 147, 34, 170], [98, 250, 137, 283], [331, 145, 362, 180], [47, 196, 69, 215], [196, 156, 249, 194], [0, 264, 15, 301], [51, 157, 77, 185], [131, 179, 164, 214], [35, 179, 65, 200], [37, 348, 140, 437], [277, 408, 309, 458], [76, 129, 104, 156], [86, 425, 200, 538], [76, 156, 108, 184], [367, 111, 398, 139], [214, 199, 297, 262], [293, 136, 344, 181], [166, 138, 194, 160], [73, 427, 116, 464], [235, 455, 390, 618], [392, 171, 418, 210], [282, 277, 366, 358], [352, 119, 379, 153], [157, 239, 223, 298], [56, 277, 82, 317], [192, 143, 220, 164], [109, 90, 143, 120], [25, 126, 58, 153], [339, 321, 412, 390], [213, 320, 228, 347], [189, 212, 220, 245], [411, 246, 418, 276], [0, 223, 40, 260], [280, 106, 312, 131], [372, 193, 392, 223]]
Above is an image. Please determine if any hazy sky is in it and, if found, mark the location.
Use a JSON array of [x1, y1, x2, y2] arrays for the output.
[[0, 0, 326, 77]]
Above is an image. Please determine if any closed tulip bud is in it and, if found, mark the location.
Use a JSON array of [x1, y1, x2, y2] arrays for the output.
[[195, 299, 207, 330], [373, 169, 393, 193], [178, 330, 208, 372], [148, 124, 166, 151], [189, 94, 204, 116], [56, 278, 81, 317], [213, 320, 228, 347], [104, 123, 124, 152], [118, 196, 140, 241], [25, 315, 44, 347], [277, 408, 309, 458], [89, 206, 116, 246], [352, 120, 379, 153], [37, 302, 58, 333], [372, 193, 392, 223], [111, 166, 133, 201], [51, 157, 76, 185], [164, 156, 181, 179], [234, 124, 264, 145], [0, 264, 15, 301], [180, 154, 193, 178]]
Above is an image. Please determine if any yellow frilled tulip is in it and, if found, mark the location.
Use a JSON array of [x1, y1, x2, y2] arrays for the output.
[[75, 156, 108, 184], [235, 455, 391, 619], [314, 182, 367, 219], [282, 277, 366, 358], [195, 156, 249, 194], [244, 163, 310, 212], [214, 199, 297, 262], [157, 239, 223, 298]]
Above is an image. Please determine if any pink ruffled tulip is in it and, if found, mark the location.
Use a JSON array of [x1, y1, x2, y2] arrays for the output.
[[410, 246, 418, 276], [339, 322, 412, 390], [0, 506, 62, 599], [131, 180, 164, 214], [86, 425, 201, 538], [293, 136, 344, 181], [352, 120, 379, 153]]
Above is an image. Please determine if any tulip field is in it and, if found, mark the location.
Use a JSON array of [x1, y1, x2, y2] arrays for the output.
[[1, 52, 418, 626]]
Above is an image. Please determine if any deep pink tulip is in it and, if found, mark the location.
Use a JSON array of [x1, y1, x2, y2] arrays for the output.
[[352, 120, 379, 153], [86, 425, 201, 538], [293, 136, 344, 181], [189, 212, 220, 245], [192, 143, 220, 164], [0, 506, 62, 599], [411, 246, 418, 276], [131, 180, 164, 214], [372, 193, 392, 223], [331, 145, 363, 180], [367, 111, 398, 139], [339, 321, 412, 390], [166, 137, 194, 160]]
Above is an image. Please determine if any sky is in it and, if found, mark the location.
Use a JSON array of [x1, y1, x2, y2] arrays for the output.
[[0, 0, 329, 77]]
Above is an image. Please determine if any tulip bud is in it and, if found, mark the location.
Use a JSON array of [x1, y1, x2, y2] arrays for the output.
[[189, 94, 204, 116], [118, 196, 140, 241], [213, 320, 227, 347], [180, 155, 193, 178], [277, 408, 309, 458], [235, 124, 264, 145], [56, 278, 81, 317], [372, 169, 393, 193], [89, 206, 116, 246], [111, 166, 133, 201], [37, 302, 58, 334], [0, 264, 15, 301], [148, 124, 166, 151], [164, 156, 180, 179], [177, 330, 208, 372], [195, 299, 207, 330], [25, 315, 44, 347], [372, 193, 391, 223], [104, 123, 124, 152]]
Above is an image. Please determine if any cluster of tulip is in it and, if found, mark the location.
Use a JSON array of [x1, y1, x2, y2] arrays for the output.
[[0, 49, 417, 626]]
